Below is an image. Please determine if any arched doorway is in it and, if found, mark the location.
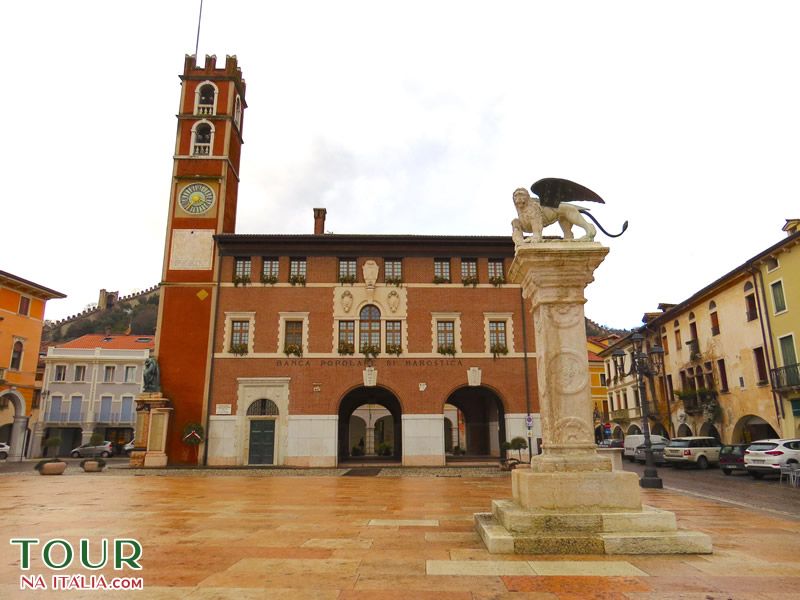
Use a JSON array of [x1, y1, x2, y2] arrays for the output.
[[627, 424, 642, 436], [0, 391, 28, 459], [700, 422, 721, 443], [677, 423, 693, 437], [612, 425, 623, 440], [445, 386, 505, 458], [338, 386, 402, 463], [731, 415, 778, 444], [246, 398, 279, 465]]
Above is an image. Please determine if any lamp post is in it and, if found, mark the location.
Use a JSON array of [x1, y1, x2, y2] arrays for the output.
[[612, 332, 665, 489]]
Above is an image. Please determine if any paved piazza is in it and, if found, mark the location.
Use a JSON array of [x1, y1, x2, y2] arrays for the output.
[[1, 468, 799, 599]]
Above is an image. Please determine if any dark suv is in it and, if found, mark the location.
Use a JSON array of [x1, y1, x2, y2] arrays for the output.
[[719, 444, 749, 475]]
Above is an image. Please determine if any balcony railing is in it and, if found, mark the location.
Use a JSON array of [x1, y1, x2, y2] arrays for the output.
[[93, 412, 136, 425], [193, 143, 211, 156], [677, 389, 718, 415], [44, 411, 88, 425], [610, 406, 642, 422], [772, 364, 800, 391], [196, 104, 214, 116]]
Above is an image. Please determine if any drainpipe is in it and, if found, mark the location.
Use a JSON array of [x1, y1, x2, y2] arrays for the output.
[[201, 257, 223, 467], [750, 266, 784, 424], [519, 289, 534, 457]]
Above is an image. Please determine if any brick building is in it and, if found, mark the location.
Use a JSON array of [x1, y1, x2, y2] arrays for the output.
[[156, 56, 540, 466]]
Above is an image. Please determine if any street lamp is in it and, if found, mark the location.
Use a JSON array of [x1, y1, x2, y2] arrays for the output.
[[611, 331, 665, 489]]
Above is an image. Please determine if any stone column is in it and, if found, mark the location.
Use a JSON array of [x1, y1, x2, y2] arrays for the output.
[[510, 241, 611, 473], [9, 415, 29, 460]]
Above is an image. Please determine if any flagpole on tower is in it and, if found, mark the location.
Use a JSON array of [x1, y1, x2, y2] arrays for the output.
[[194, 0, 204, 57]]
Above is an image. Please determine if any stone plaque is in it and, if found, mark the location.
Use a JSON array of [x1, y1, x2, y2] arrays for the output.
[[216, 404, 232, 415], [169, 229, 215, 270]]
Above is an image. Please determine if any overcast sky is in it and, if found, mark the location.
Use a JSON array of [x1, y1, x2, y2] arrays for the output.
[[3, 1, 798, 329]]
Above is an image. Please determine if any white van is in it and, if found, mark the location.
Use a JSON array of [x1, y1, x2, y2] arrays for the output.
[[623, 434, 669, 461]]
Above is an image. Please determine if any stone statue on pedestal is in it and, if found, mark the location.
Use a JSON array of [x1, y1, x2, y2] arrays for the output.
[[143, 357, 161, 393]]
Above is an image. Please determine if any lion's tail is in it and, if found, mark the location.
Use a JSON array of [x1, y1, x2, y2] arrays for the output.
[[578, 209, 628, 238]]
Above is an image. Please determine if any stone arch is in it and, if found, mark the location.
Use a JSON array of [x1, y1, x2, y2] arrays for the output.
[[699, 422, 721, 443], [338, 386, 402, 463], [246, 398, 279, 416], [612, 425, 623, 440], [651, 422, 669, 438], [677, 423, 693, 437], [0, 390, 27, 459], [731, 414, 778, 444], [444, 386, 505, 457], [244, 397, 281, 465], [626, 423, 642, 436]]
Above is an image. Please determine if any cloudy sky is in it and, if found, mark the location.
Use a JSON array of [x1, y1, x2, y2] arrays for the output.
[[3, 1, 798, 329]]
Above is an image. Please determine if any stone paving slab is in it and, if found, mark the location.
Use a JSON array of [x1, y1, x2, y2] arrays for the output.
[[0, 473, 799, 599]]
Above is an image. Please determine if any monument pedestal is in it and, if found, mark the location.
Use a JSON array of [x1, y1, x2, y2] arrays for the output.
[[475, 240, 711, 554], [130, 392, 172, 468]]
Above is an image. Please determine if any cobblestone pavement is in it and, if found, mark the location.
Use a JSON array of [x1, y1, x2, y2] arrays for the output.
[[1, 468, 800, 599]]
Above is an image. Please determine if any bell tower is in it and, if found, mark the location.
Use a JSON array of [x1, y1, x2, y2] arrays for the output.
[[155, 54, 246, 464]]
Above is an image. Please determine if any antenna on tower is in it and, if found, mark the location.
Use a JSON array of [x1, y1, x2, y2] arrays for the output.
[[194, 0, 204, 58]]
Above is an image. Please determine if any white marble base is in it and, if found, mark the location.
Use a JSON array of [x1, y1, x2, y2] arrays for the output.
[[286, 415, 338, 467], [402, 414, 445, 466]]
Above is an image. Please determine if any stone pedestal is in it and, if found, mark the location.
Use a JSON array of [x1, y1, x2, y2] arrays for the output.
[[475, 241, 711, 554], [129, 392, 172, 468]]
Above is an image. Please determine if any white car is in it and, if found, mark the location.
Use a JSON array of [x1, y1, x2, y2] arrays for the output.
[[0, 442, 9, 459], [663, 436, 721, 469], [744, 439, 800, 479]]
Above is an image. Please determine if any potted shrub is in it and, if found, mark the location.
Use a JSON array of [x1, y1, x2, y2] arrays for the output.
[[437, 344, 456, 357], [81, 457, 106, 472], [338, 274, 356, 285], [385, 343, 402, 357], [361, 344, 380, 359], [232, 274, 251, 287], [230, 343, 248, 356], [432, 275, 450, 284], [385, 276, 403, 287], [284, 344, 303, 357], [338, 341, 355, 356], [35, 437, 67, 475], [499, 441, 518, 471], [289, 274, 306, 286], [489, 275, 505, 287], [490, 343, 509, 358], [462, 275, 479, 287], [376, 442, 393, 457]]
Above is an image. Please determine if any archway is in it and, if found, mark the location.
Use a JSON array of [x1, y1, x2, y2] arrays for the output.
[[731, 415, 778, 444], [0, 391, 28, 459], [651, 422, 669, 438], [338, 386, 402, 463], [626, 424, 642, 436], [612, 425, 623, 440], [699, 422, 721, 443], [677, 423, 693, 437], [245, 398, 280, 465], [445, 386, 505, 457]]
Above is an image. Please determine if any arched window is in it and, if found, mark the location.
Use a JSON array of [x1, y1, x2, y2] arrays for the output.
[[246, 399, 279, 416], [195, 83, 217, 115], [359, 305, 381, 351], [744, 282, 754, 292], [744, 282, 757, 321], [709, 301, 720, 335], [191, 122, 213, 156], [234, 95, 242, 129], [10, 341, 23, 370], [688, 312, 695, 321]]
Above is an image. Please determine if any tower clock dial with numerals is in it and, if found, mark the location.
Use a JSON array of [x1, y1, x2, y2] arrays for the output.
[[179, 183, 216, 215]]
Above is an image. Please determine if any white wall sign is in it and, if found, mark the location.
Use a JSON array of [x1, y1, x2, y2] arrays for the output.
[[215, 404, 232, 415]]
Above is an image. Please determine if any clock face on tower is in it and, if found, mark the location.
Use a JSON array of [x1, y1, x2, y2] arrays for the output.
[[179, 183, 216, 215]]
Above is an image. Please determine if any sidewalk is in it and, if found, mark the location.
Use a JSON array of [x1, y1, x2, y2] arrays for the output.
[[1, 471, 798, 599]]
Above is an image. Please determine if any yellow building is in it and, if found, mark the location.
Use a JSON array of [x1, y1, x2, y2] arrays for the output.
[[588, 335, 616, 441], [0, 271, 65, 458], [758, 219, 800, 439]]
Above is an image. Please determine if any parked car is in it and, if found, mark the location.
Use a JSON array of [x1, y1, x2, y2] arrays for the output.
[[70, 441, 113, 458], [624, 434, 669, 461], [663, 436, 721, 469], [744, 439, 800, 479], [0, 442, 9, 460], [598, 439, 624, 448], [124, 440, 135, 456], [719, 444, 749, 475], [634, 443, 667, 465]]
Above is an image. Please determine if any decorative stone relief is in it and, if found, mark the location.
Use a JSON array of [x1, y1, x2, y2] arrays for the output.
[[467, 367, 482, 386], [341, 290, 353, 313], [363, 260, 379, 288], [549, 351, 588, 395], [552, 416, 594, 446], [363, 367, 377, 387], [551, 304, 583, 329], [387, 290, 400, 313]]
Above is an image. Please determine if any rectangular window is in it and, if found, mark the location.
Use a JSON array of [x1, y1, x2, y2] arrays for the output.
[[339, 321, 356, 344], [674, 328, 682, 350], [231, 320, 249, 347], [710, 311, 720, 336], [234, 257, 251, 278], [69, 396, 82, 422], [285, 321, 303, 348], [18, 296, 30, 316], [49, 396, 62, 421], [792, 399, 800, 418], [74, 365, 86, 382], [488, 321, 507, 348], [600, 373, 607, 386], [753, 347, 768, 385], [461, 258, 477, 279], [338, 258, 357, 278], [290, 258, 307, 278], [124, 366, 136, 383], [121, 396, 134, 422], [745, 293, 758, 321], [437, 321, 455, 348], [717, 359, 729, 392], [434, 259, 451, 282], [666, 374, 675, 401], [261, 257, 279, 278], [661, 335, 669, 355], [488, 259, 504, 280], [103, 366, 115, 383], [386, 321, 402, 348], [54, 365, 67, 382], [384, 259, 402, 280], [771, 281, 787, 313], [99, 396, 112, 422]]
